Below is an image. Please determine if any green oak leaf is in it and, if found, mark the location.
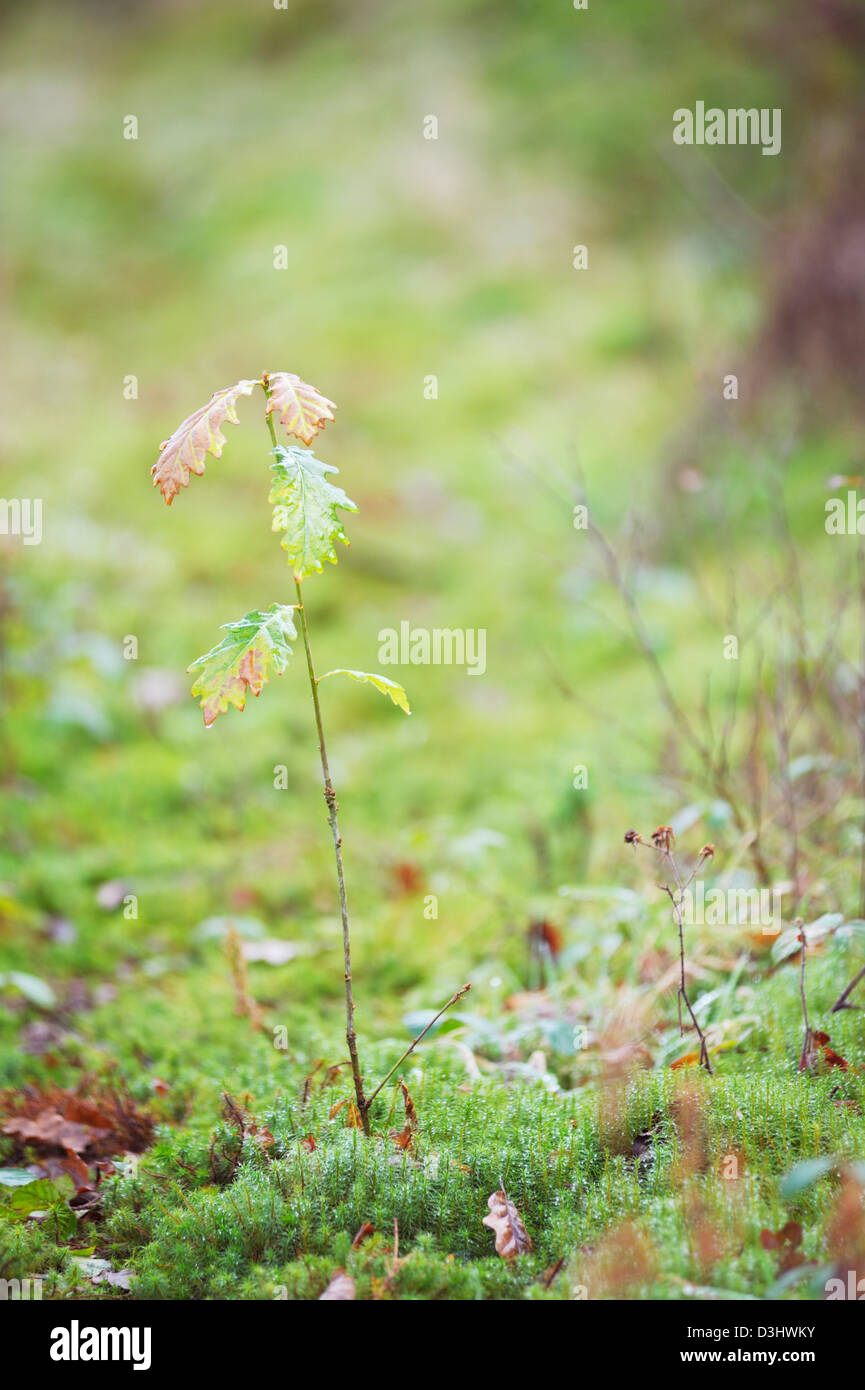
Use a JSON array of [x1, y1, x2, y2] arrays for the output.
[[319, 668, 410, 714], [188, 604, 297, 726], [269, 446, 357, 578]]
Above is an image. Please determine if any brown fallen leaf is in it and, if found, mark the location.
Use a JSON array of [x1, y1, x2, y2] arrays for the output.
[[482, 1184, 533, 1259], [301, 1134, 316, 1153], [351, 1222, 376, 1249], [388, 1079, 419, 1155], [539, 1256, 565, 1289], [528, 919, 563, 959], [760, 1220, 807, 1275], [390, 861, 425, 896], [4, 1111, 105, 1154], [54, 1152, 93, 1190], [807, 1029, 855, 1073], [318, 1269, 356, 1301]]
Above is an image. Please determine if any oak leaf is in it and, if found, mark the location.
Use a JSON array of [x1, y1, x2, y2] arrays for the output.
[[269, 447, 357, 578], [3, 1111, 106, 1155], [319, 668, 410, 714], [151, 379, 260, 504], [187, 604, 297, 726], [264, 371, 336, 445], [482, 1186, 533, 1259]]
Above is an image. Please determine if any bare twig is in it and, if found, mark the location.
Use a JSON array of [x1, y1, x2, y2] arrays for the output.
[[797, 920, 813, 1071], [627, 828, 714, 1073], [831, 962, 865, 1014], [364, 984, 471, 1114]]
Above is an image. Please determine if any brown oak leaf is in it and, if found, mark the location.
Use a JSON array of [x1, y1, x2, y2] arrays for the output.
[[482, 1186, 534, 1259], [264, 371, 336, 446], [152, 379, 260, 504]]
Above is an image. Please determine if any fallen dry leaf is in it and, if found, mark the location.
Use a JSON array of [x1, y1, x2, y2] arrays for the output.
[[0, 1085, 154, 1163], [760, 1220, 808, 1274], [399, 1079, 418, 1131], [4, 1112, 106, 1154], [539, 1256, 566, 1289], [351, 1222, 376, 1249], [318, 1269, 356, 1301], [482, 1186, 533, 1259]]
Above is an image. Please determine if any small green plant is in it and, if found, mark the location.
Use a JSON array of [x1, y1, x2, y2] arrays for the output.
[[151, 371, 412, 1134]]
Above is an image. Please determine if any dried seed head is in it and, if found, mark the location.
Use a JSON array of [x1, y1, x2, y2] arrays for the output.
[[624, 829, 641, 845], [699, 844, 715, 860], [651, 825, 675, 851]]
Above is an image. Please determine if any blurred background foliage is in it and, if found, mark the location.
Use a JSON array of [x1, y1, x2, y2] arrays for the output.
[[1, 0, 865, 1082]]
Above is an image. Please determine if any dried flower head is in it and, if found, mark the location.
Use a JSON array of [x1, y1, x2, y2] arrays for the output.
[[651, 825, 675, 852]]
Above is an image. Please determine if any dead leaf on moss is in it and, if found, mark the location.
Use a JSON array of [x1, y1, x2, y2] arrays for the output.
[[482, 1186, 533, 1259], [318, 1269, 356, 1301], [351, 1222, 375, 1249]]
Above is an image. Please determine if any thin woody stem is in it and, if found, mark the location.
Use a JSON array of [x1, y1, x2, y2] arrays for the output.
[[831, 961, 865, 1014], [364, 984, 471, 1113], [662, 882, 712, 1074], [264, 396, 370, 1134], [638, 836, 713, 1075], [798, 921, 813, 1070]]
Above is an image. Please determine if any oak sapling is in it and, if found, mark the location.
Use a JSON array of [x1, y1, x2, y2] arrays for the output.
[[150, 370, 415, 1134], [625, 825, 715, 1073]]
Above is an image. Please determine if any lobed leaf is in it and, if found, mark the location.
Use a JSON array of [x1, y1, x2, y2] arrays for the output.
[[187, 604, 297, 726], [482, 1188, 533, 1259], [264, 371, 336, 445], [269, 446, 357, 578], [151, 379, 260, 504], [318, 668, 410, 713]]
